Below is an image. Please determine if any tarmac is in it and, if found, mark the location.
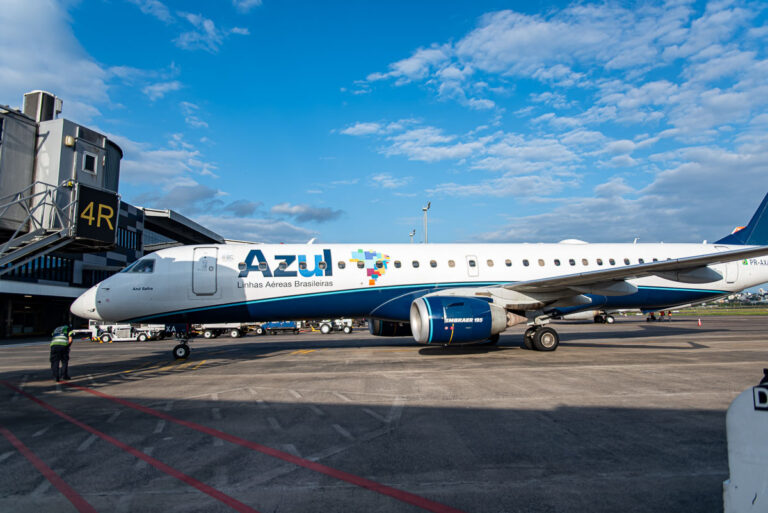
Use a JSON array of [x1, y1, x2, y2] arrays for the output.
[[1, 315, 767, 513]]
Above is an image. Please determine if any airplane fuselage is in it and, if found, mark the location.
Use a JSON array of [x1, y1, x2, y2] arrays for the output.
[[72, 242, 768, 325]]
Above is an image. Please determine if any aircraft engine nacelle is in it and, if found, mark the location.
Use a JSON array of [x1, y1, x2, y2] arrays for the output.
[[368, 319, 412, 337], [410, 296, 507, 345]]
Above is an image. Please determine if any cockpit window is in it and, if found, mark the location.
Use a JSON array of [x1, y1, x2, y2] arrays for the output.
[[123, 259, 155, 273]]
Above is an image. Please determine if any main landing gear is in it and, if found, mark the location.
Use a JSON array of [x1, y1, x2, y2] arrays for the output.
[[523, 325, 560, 351]]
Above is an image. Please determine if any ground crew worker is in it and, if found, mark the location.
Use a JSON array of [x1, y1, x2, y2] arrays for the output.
[[50, 325, 72, 382]]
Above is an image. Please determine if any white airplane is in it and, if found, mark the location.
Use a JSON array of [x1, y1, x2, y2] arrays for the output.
[[71, 193, 768, 359]]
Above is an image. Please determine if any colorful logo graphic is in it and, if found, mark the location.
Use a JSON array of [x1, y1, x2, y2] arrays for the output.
[[350, 249, 390, 286]]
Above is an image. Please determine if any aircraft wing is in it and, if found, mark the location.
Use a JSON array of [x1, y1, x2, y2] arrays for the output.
[[502, 245, 768, 295]]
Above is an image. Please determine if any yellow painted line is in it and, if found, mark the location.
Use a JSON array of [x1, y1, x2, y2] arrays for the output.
[[192, 359, 207, 370], [158, 361, 184, 371], [289, 349, 316, 355], [122, 361, 163, 374], [173, 360, 195, 370]]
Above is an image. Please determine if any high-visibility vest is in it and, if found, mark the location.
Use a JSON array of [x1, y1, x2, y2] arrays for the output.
[[50, 334, 69, 347]]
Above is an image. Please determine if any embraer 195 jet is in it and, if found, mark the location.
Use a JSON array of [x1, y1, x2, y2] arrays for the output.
[[71, 193, 768, 359]]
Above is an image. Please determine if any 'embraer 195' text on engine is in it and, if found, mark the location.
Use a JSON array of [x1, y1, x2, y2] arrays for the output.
[[238, 249, 333, 278]]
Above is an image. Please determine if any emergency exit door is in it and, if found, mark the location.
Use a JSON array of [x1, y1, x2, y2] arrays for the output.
[[715, 246, 739, 284], [193, 247, 218, 295]]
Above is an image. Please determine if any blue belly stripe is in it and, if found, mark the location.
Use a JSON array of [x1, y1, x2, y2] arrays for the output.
[[126, 283, 730, 324]]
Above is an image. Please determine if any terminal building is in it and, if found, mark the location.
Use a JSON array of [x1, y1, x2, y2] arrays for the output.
[[0, 91, 225, 337]]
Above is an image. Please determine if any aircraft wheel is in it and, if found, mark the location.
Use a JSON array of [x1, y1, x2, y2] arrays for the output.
[[343, 326, 352, 334], [533, 327, 559, 351], [320, 323, 332, 334], [173, 344, 190, 360], [523, 327, 536, 350], [203, 330, 214, 339], [605, 315, 615, 324], [230, 329, 241, 338]]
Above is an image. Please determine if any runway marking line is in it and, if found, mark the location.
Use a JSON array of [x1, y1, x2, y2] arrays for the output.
[[193, 359, 207, 370], [63, 382, 467, 513], [1, 381, 261, 513], [0, 424, 98, 513]]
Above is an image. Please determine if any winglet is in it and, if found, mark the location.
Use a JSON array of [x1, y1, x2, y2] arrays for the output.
[[716, 192, 768, 245]]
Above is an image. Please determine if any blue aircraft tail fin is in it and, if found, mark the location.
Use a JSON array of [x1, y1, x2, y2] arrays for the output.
[[716, 192, 768, 245]]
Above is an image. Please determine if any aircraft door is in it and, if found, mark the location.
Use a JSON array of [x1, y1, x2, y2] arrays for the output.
[[192, 247, 218, 295], [715, 246, 739, 284], [466, 255, 479, 278]]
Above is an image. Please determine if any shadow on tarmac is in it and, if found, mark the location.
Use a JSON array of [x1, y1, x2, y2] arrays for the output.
[[0, 381, 729, 513]]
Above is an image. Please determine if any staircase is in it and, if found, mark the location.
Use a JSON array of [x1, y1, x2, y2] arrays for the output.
[[0, 181, 78, 276]]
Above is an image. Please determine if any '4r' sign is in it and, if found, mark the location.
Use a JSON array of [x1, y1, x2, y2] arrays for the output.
[[75, 184, 119, 243]]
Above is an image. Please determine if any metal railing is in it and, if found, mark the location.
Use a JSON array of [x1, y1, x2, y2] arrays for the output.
[[0, 181, 78, 273]]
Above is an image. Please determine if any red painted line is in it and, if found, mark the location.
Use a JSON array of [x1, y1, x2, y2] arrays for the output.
[[64, 382, 466, 513], [0, 425, 98, 513], [1, 381, 260, 513]]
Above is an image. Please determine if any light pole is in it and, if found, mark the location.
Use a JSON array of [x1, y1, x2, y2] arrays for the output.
[[409, 229, 415, 243], [422, 201, 431, 243]]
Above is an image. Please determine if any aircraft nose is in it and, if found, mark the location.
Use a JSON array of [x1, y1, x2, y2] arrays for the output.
[[70, 286, 102, 320]]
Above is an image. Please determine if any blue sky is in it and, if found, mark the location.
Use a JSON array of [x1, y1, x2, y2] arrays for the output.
[[2, 0, 767, 244]]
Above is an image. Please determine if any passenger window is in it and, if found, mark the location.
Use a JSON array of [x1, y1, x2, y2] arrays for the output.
[[569, 259, 576, 266], [582, 258, 589, 266], [652, 258, 658, 262], [357, 261, 364, 269], [299, 262, 307, 270], [259, 262, 268, 271], [448, 260, 455, 267], [375, 260, 384, 269], [609, 258, 615, 265], [505, 259, 511, 267], [319, 261, 328, 270], [430, 260, 437, 268], [596, 258, 603, 266], [412, 261, 420, 268], [624, 258, 630, 265], [554, 259, 561, 266], [468, 260, 476, 267], [538, 259, 545, 267], [278, 262, 287, 270], [638, 258, 645, 264], [394, 260, 401, 268], [487, 259, 494, 267], [338, 261, 346, 269], [523, 259, 530, 267]]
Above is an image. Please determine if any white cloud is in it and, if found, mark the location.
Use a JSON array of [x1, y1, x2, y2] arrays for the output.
[[180, 101, 208, 128], [142, 80, 182, 101], [232, 0, 263, 13], [175, 13, 249, 53], [110, 133, 217, 186], [370, 174, 412, 189], [367, 45, 450, 84], [0, 0, 109, 122], [194, 215, 316, 244], [126, 0, 173, 23], [269, 203, 344, 223], [474, 136, 768, 243], [340, 122, 382, 136]]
